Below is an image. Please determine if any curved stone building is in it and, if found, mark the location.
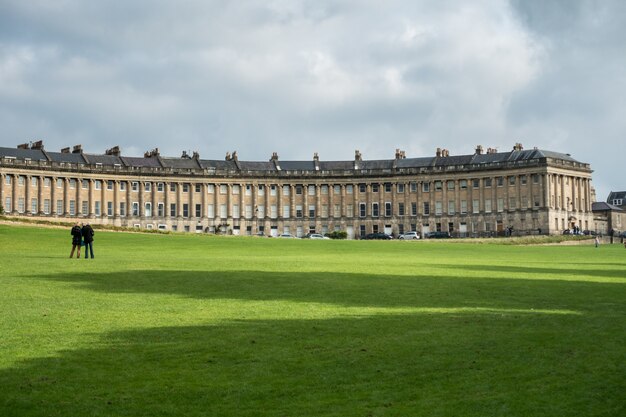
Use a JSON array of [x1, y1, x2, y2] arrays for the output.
[[0, 141, 594, 238]]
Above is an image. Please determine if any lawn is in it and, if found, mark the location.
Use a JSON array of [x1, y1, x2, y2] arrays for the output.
[[0, 224, 624, 416]]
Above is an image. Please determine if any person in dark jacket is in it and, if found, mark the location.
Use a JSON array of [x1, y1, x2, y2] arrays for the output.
[[82, 223, 95, 259], [70, 223, 82, 258]]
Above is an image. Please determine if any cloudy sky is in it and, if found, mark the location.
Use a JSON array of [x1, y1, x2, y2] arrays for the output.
[[1, 0, 624, 199]]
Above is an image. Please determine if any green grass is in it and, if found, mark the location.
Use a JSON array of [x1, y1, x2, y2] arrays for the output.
[[0, 224, 624, 416]]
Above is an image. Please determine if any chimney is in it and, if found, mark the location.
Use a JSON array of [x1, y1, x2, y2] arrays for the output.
[[225, 151, 231, 161], [144, 148, 160, 158], [487, 147, 497, 154], [72, 144, 83, 154], [436, 147, 442, 157], [182, 150, 190, 159], [395, 149, 406, 159], [17, 143, 29, 149], [475, 145, 483, 155], [354, 150, 362, 161], [513, 142, 523, 151], [61, 147, 71, 153], [192, 151, 200, 159], [106, 146, 121, 156], [270, 152, 279, 161], [31, 140, 44, 150], [313, 152, 320, 170]]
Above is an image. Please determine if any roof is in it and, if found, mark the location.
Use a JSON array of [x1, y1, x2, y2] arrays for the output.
[[0, 144, 590, 173], [592, 202, 623, 212], [607, 191, 626, 202]]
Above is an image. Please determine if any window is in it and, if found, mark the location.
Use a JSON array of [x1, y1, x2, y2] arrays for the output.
[[334, 185, 341, 195], [257, 205, 265, 218], [296, 205, 303, 218], [182, 184, 189, 193], [57, 199, 64, 215], [397, 184, 405, 193], [56, 178, 63, 188], [422, 182, 430, 192], [435, 201, 442, 215], [308, 205, 315, 217], [108, 180, 114, 191], [410, 182, 417, 192], [534, 196, 540, 208], [145, 202, 152, 217], [460, 200, 467, 214], [472, 199, 479, 214], [497, 198, 504, 212], [398, 202, 405, 216], [308, 185, 315, 196], [372, 203, 379, 217], [411, 202, 417, 216], [472, 179, 480, 188], [45, 199, 51, 215], [346, 185, 353, 194], [208, 204, 215, 218], [5, 176, 11, 185], [509, 197, 516, 210], [94, 201, 101, 216], [423, 202, 430, 215], [233, 204, 240, 219], [283, 185, 290, 195], [359, 184, 366, 193], [360, 225, 366, 237], [485, 199, 492, 213], [18, 197, 25, 213], [69, 179, 76, 189], [509, 176, 516, 186], [372, 183, 379, 193], [346, 204, 353, 217], [613, 199, 623, 206], [120, 202, 126, 217], [532, 174, 540, 184], [132, 202, 139, 216], [31, 198, 38, 214], [270, 205, 277, 219], [44, 177, 51, 187], [195, 204, 202, 218], [195, 184, 201, 193], [447, 181, 455, 190], [4, 197, 11, 212], [170, 203, 177, 217], [170, 183, 176, 192], [107, 201, 114, 216], [320, 205, 328, 218], [520, 175, 527, 185], [359, 203, 366, 218], [321, 185, 328, 195], [157, 182, 164, 192], [283, 205, 290, 218], [448, 200, 455, 215], [183, 203, 189, 217], [484, 178, 492, 188], [258, 184, 265, 193], [132, 182, 138, 192], [435, 181, 442, 191], [333, 204, 340, 218], [385, 202, 392, 217], [270, 185, 276, 196], [82, 179, 89, 189], [296, 185, 303, 195], [460, 180, 468, 189], [496, 177, 504, 187], [120, 181, 127, 191]]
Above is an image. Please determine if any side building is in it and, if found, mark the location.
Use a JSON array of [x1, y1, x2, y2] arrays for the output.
[[0, 142, 595, 238]]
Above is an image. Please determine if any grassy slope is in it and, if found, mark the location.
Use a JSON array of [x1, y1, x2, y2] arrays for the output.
[[0, 225, 624, 417]]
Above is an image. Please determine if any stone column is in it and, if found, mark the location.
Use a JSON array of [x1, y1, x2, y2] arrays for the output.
[[114, 180, 120, 217], [38, 176, 44, 214]]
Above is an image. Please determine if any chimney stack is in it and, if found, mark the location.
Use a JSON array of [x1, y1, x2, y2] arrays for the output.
[[72, 144, 83, 154], [475, 145, 483, 155]]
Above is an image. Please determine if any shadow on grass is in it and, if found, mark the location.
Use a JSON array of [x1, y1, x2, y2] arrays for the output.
[[32, 267, 625, 311], [2, 312, 623, 417]]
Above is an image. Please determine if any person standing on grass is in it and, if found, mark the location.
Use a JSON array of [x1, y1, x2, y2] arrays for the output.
[[70, 222, 82, 258], [82, 223, 95, 259], [595, 235, 600, 248]]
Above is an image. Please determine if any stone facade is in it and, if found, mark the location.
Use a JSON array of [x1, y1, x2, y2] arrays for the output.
[[0, 142, 595, 238]]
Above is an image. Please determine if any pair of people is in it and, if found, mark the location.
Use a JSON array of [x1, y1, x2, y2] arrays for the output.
[[69, 222, 95, 258]]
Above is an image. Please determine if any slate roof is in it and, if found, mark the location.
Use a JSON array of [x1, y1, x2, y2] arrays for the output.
[[0, 145, 590, 173], [607, 191, 626, 202], [592, 202, 623, 211]]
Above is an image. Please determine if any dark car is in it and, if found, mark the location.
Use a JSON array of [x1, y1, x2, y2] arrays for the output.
[[361, 233, 392, 240], [426, 231, 451, 239]]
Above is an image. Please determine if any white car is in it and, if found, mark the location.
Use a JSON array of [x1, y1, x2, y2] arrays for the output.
[[303, 233, 330, 239], [278, 233, 297, 238], [398, 231, 420, 240]]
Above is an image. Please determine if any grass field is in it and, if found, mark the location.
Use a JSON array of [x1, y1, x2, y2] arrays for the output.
[[0, 224, 624, 416]]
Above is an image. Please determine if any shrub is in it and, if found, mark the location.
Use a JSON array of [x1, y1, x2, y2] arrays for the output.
[[325, 230, 347, 240]]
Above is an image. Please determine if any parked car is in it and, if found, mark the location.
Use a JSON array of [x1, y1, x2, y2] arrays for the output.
[[398, 231, 420, 240], [278, 233, 297, 238], [361, 233, 392, 240], [582, 230, 598, 236], [426, 231, 451, 239], [302, 233, 329, 239]]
